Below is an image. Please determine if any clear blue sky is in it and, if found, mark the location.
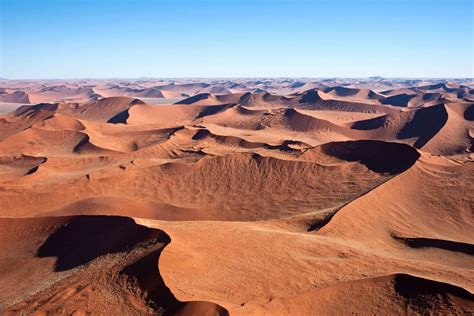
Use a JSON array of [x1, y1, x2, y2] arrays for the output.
[[0, 0, 472, 79]]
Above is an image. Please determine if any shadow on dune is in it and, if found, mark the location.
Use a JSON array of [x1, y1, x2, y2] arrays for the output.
[[196, 104, 233, 119], [107, 109, 130, 124], [253, 273, 473, 314], [36, 215, 228, 315], [36, 216, 155, 272], [122, 234, 183, 313], [308, 140, 420, 232], [307, 211, 338, 232], [465, 104, 474, 121], [397, 104, 448, 148], [320, 140, 420, 174], [394, 236, 474, 255], [14, 103, 59, 116], [381, 93, 416, 107], [391, 274, 474, 303], [123, 244, 228, 315], [352, 104, 449, 149], [175, 93, 211, 104]]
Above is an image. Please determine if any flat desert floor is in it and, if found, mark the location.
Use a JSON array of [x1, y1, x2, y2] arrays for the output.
[[0, 78, 473, 315]]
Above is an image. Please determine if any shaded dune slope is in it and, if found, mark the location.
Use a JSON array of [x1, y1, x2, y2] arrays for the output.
[[0, 216, 228, 315], [245, 274, 474, 315]]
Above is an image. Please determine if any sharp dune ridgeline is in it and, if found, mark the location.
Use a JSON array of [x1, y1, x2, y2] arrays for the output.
[[0, 78, 473, 315]]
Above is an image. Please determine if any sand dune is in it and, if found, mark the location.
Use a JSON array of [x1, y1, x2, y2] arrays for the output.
[[242, 274, 474, 315], [317, 154, 473, 245], [324, 86, 385, 102], [351, 103, 449, 148], [420, 102, 474, 154], [176, 89, 398, 115], [61, 96, 145, 122], [0, 79, 472, 315], [0, 90, 31, 103], [0, 142, 415, 220], [176, 92, 247, 106], [0, 216, 228, 315]]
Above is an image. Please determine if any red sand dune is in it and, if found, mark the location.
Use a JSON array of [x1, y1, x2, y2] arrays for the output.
[[0, 78, 472, 315]]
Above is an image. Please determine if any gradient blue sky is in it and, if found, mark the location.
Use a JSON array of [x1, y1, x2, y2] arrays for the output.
[[1, 0, 472, 79]]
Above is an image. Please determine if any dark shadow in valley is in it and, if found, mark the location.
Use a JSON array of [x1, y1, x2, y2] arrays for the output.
[[196, 104, 233, 119], [394, 236, 474, 256], [36, 216, 154, 272], [392, 274, 474, 303], [320, 140, 420, 175], [464, 104, 474, 121], [397, 104, 448, 148], [307, 211, 338, 232], [108, 109, 130, 123]]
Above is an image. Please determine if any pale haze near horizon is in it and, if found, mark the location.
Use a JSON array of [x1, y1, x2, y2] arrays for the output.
[[0, 0, 472, 79]]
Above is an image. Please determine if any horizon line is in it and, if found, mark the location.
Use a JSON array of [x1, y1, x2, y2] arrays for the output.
[[1, 76, 473, 81]]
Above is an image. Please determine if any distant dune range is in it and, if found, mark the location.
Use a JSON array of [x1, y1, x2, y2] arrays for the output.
[[0, 78, 473, 315]]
